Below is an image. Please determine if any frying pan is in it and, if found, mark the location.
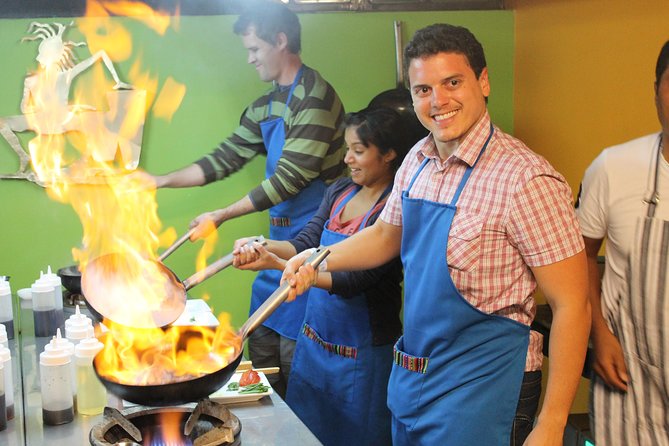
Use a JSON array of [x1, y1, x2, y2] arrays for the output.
[[56, 229, 193, 297], [368, 20, 428, 145], [82, 235, 266, 329], [93, 247, 330, 406]]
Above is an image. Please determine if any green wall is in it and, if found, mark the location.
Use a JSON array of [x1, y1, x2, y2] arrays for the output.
[[0, 11, 513, 329]]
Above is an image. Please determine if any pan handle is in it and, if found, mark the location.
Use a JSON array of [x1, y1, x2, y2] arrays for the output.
[[182, 236, 267, 290], [239, 247, 330, 340], [158, 228, 196, 262]]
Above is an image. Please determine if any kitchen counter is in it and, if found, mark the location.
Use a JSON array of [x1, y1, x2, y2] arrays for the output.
[[15, 299, 322, 445]]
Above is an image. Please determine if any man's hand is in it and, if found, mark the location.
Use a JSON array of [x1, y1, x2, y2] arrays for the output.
[[281, 250, 318, 302], [125, 170, 159, 189], [523, 417, 566, 446], [189, 211, 222, 241], [591, 325, 628, 391]]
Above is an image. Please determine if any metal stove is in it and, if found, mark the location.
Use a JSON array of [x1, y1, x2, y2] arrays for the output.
[[89, 399, 241, 446]]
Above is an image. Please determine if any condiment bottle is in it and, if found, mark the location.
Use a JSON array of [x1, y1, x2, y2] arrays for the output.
[[41, 267, 65, 333], [65, 305, 94, 344], [0, 279, 12, 341], [74, 335, 106, 415], [0, 325, 7, 349], [45, 329, 76, 405], [0, 346, 13, 420], [31, 280, 59, 337], [39, 347, 74, 425], [0, 361, 6, 432]]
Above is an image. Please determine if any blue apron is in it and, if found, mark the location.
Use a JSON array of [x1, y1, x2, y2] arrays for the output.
[[287, 185, 394, 446], [252, 66, 327, 339], [388, 125, 530, 445]]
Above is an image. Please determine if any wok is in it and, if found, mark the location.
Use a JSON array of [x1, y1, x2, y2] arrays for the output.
[[57, 265, 82, 294], [93, 247, 330, 406], [82, 235, 266, 329]]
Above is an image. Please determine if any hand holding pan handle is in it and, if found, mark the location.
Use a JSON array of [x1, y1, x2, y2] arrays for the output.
[[239, 247, 329, 340], [182, 236, 267, 290]]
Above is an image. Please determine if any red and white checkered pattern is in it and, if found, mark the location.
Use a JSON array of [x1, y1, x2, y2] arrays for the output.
[[381, 113, 584, 371]]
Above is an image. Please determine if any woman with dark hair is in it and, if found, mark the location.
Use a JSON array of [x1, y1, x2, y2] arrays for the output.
[[232, 107, 412, 445]]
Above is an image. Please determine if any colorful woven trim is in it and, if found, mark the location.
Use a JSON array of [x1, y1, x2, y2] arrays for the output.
[[393, 345, 429, 374], [302, 323, 357, 360], [270, 216, 291, 227]]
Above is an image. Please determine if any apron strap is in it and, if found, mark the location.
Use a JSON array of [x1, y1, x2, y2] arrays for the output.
[[645, 134, 664, 218], [267, 65, 304, 117], [404, 123, 494, 208], [449, 123, 494, 206], [358, 184, 393, 230]]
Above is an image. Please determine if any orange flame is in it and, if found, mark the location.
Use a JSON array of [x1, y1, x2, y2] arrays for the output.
[[26, 0, 239, 406], [98, 314, 241, 386]]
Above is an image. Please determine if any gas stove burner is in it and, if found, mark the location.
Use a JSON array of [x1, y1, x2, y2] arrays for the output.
[[63, 290, 88, 309], [89, 399, 241, 446]]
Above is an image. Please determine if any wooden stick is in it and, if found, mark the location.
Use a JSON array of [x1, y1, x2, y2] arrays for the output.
[[234, 361, 279, 375]]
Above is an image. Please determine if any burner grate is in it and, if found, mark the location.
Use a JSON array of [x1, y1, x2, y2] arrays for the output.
[[89, 399, 241, 446]]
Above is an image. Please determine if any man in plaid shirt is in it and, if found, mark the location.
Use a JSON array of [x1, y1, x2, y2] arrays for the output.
[[283, 24, 590, 446]]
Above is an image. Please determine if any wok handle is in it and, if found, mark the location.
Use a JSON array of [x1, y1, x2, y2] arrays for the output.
[[158, 228, 196, 262], [239, 247, 330, 340], [182, 236, 267, 291]]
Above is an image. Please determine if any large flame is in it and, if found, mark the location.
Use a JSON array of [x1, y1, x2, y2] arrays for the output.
[[27, 0, 240, 400], [99, 314, 241, 386]]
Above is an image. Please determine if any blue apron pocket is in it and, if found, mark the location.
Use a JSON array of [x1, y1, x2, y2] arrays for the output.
[[387, 337, 429, 430], [291, 322, 359, 403]]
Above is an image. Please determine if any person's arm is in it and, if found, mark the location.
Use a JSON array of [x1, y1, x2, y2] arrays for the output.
[[281, 219, 402, 302], [525, 250, 591, 446], [583, 236, 628, 391], [188, 195, 257, 240], [153, 163, 207, 188]]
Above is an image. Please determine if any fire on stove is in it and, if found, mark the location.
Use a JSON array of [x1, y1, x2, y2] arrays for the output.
[[89, 399, 241, 446]]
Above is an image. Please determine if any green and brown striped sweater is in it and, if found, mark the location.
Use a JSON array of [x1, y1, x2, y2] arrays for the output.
[[195, 65, 347, 211]]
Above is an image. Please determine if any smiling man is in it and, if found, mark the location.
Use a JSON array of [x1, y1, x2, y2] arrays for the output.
[[281, 23, 591, 445], [146, 0, 346, 399]]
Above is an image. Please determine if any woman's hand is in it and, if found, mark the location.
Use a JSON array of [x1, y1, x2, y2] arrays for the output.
[[233, 241, 284, 271]]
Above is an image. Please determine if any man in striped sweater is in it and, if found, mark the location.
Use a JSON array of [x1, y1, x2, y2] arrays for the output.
[[150, 1, 346, 397]]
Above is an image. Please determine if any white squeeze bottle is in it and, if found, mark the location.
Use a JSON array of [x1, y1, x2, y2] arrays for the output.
[[0, 279, 13, 340], [0, 324, 7, 349], [65, 305, 94, 344], [0, 346, 13, 420], [0, 361, 5, 432], [74, 335, 106, 415], [39, 347, 74, 425], [45, 329, 76, 406]]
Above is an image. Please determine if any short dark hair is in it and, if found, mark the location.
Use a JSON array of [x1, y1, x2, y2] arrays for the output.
[[403, 23, 487, 79], [344, 107, 412, 172], [656, 40, 669, 88], [233, 1, 301, 54]]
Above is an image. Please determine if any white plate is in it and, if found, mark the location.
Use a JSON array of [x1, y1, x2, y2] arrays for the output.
[[209, 371, 273, 404]]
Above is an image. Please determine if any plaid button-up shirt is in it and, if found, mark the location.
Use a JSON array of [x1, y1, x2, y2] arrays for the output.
[[381, 112, 584, 371]]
